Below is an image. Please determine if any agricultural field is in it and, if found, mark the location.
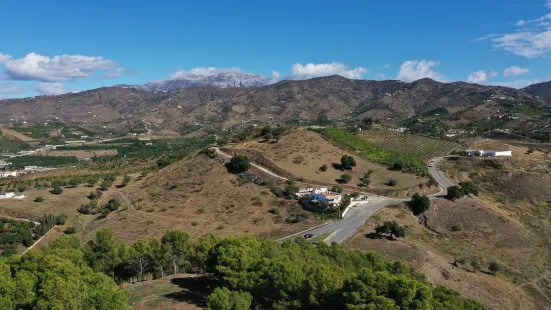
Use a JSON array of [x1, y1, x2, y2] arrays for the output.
[[230, 128, 432, 196], [8, 155, 79, 168], [318, 128, 429, 176], [360, 131, 463, 159], [38, 150, 118, 159], [0, 132, 30, 152]]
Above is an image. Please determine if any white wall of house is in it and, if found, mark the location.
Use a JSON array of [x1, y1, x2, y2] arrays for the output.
[[0, 171, 18, 178], [466, 150, 512, 157], [0, 192, 15, 199]]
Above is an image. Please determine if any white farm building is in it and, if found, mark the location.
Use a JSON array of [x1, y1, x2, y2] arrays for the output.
[[466, 150, 512, 157], [295, 187, 342, 206]]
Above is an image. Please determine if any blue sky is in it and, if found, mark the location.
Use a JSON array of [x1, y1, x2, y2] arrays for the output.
[[1, 0, 551, 98]]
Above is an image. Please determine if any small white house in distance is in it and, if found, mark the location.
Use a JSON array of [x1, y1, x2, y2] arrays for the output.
[[0, 171, 18, 178], [296, 188, 342, 206], [0, 192, 15, 199], [466, 150, 512, 157]]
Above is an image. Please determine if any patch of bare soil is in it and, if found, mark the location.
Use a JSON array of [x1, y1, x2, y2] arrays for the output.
[[231, 129, 432, 197], [344, 201, 548, 310]]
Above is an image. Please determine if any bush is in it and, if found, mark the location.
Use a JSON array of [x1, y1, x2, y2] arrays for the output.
[[88, 189, 103, 200], [331, 185, 343, 193], [100, 179, 113, 190], [64, 227, 77, 234], [17, 185, 26, 193], [451, 224, 463, 231], [488, 261, 500, 275], [340, 155, 356, 170], [319, 164, 328, 172], [156, 158, 171, 168], [55, 214, 68, 225], [51, 184, 63, 195], [284, 180, 299, 197], [121, 175, 132, 187], [69, 178, 80, 188], [409, 193, 430, 215], [359, 173, 371, 187], [34, 196, 44, 202], [226, 155, 251, 173], [387, 178, 397, 186], [340, 174, 352, 184]]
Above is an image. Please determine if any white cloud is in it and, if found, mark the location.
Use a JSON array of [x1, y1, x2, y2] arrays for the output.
[[0, 83, 22, 94], [104, 67, 132, 79], [482, 4, 551, 58], [503, 66, 530, 77], [467, 70, 497, 84], [170, 67, 241, 79], [35, 82, 77, 95], [0, 53, 11, 64], [291, 62, 367, 79], [270, 71, 281, 83], [396, 60, 445, 82], [5, 53, 117, 82]]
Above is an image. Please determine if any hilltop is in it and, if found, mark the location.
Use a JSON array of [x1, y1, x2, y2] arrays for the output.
[[523, 80, 551, 99], [1, 76, 550, 140]]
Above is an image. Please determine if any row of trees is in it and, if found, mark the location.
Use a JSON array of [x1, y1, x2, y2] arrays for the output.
[[1, 228, 484, 309], [447, 182, 479, 200]]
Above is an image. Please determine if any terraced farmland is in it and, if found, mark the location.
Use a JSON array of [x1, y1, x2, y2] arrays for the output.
[[361, 131, 463, 159]]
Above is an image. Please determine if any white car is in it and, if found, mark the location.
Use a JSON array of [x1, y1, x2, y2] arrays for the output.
[[428, 162, 434, 167]]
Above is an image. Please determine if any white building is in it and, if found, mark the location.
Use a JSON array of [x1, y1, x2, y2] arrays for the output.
[[0, 171, 18, 178], [296, 187, 342, 206], [466, 150, 512, 157], [0, 192, 15, 199]]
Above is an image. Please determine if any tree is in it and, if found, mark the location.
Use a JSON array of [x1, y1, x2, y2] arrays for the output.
[[69, 178, 80, 188], [488, 262, 500, 275], [17, 185, 26, 193], [458, 181, 479, 196], [226, 155, 251, 174], [207, 287, 252, 310], [359, 173, 371, 187], [34, 196, 44, 202], [319, 164, 328, 172], [121, 175, 131, 187], [87, 177, 99, 187], [284, 180, 299, 197], [130, 240, 152, 282], [340, 155, 356, 170], [387, 179, 398, 186], [447, 186, 466, 200], [161, 230, 192, 275], [409, 193, 430, 215], [340, 174, 352, 184], [100, 179, 113, 191], [55, 214, 68, 225], [264, 133, 273, 141], [375, 221, 406, 239], [51, 184, 63, 195]]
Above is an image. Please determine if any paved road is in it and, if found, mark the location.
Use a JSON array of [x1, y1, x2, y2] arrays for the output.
[[428, 157, 455, 197]]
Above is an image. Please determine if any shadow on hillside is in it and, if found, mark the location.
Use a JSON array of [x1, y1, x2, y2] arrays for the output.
[[164, 276, 215, 308], [364, 233, 397, 241]]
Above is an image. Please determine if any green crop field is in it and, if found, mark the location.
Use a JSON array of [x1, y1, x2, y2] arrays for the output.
[[0, 135, 30, 152], [318, 128, 429, 176], [361, 131, 463, 159]]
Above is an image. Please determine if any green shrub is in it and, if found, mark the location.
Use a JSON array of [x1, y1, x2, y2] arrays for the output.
[[387, 178, 398, 186], [34, 196, 44, 202], [340, 155, 356, 170], [409, 193, 430, 215], [51, 184, 63, 195], [226, 155, 251, 173], [319, 164, 328, 172], [452, 224, 463, 231]]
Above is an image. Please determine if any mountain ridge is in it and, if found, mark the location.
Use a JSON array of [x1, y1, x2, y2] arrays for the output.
[[1, 76, 549, 140]]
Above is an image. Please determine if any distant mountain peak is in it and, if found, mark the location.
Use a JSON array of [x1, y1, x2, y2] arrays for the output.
[[119, 72, 268, 92], [523, 80, 551, 99]]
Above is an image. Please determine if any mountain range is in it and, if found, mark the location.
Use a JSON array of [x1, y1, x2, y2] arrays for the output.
[[116, 72, 268, 92], [1, 75, 550, 140]]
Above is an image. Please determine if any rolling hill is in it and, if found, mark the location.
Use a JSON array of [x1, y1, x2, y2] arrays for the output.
[[1, 76, 550, 139]]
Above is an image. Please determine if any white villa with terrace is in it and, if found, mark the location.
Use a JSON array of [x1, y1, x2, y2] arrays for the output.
[[295, 187, 342, 206]]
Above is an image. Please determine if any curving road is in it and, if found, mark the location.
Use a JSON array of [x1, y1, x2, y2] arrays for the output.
[[213, 146, 455, 245]]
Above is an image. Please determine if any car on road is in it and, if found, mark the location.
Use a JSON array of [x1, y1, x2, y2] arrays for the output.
[[304, 233, 314, 239], [428, 160, 434, 167]]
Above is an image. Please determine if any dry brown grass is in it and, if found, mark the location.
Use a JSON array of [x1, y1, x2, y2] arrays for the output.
[[232, 129, 429, 194], [344, 203, 542, 310], [81, 154, 323, 243]]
